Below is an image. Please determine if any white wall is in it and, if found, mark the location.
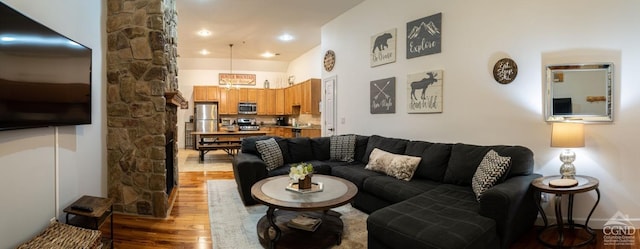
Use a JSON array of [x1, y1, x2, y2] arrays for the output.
[[286, 45, 322, 84], [0, 1, 105, 248], [322, 0, 640, 227]]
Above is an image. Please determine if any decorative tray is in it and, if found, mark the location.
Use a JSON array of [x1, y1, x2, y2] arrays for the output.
[[286, 182, 323, 194]]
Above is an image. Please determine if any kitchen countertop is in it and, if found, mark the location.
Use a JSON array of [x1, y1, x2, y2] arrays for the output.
[[261, 124, 321, 129]]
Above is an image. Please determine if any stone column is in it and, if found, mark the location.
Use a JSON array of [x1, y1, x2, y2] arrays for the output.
[[106, 0, 178, 218]]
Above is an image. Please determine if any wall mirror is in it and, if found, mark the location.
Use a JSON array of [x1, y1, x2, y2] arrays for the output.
[[545, 63, 613, 122]]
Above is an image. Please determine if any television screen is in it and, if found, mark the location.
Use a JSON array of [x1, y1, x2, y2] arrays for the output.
[[0, 2, 92, 131]]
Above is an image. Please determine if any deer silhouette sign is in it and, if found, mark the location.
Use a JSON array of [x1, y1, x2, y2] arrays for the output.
[[410, 72, 438, 101]]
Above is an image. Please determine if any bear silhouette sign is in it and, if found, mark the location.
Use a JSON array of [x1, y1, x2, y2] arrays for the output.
[[370, 29, 397, 67]]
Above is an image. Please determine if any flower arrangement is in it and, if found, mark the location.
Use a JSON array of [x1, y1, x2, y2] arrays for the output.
[[289, 163, 314, 181]]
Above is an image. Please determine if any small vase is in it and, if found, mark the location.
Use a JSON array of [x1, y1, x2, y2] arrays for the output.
[[298, 175, 312, 189]]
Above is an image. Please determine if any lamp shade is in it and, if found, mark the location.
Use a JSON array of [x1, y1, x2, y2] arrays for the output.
[[551, 122, 585, 148]]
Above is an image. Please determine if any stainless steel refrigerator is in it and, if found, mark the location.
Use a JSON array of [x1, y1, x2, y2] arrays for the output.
[[194, 103, 218, 132]]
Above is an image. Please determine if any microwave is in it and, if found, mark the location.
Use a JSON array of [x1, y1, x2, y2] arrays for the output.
[[238, 102, 257, 114]]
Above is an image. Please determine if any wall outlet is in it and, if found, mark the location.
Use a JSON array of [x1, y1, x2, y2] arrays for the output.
[[340, 117, 346, 124]]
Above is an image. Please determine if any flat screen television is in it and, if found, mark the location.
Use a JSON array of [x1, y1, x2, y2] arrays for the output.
[[0, 2, 92, 131]]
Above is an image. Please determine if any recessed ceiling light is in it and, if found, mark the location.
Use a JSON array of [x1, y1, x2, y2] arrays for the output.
[[278, 33, 294, 42], [197, 29, 212, 37], [199, 49, 210, 55], [261, 52, 275, 58]]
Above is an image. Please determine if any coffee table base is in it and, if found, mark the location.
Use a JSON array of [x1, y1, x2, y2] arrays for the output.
[[257, 210, 343, 249]]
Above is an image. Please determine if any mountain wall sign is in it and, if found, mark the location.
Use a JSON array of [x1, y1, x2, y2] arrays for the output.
[[406, 12, 442, 59]]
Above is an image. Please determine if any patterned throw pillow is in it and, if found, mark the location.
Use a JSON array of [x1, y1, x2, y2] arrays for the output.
[[330, 135, 356, 162], [365, 148, 422, 181], [256, 138, 284, 171], [472, 149, 511, 201]]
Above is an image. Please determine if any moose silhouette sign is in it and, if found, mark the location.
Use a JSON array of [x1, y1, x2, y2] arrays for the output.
[[407, 70, 443, 113]]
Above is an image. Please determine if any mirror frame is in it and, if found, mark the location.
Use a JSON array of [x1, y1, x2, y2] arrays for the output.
[[545, 63, 614, 122]]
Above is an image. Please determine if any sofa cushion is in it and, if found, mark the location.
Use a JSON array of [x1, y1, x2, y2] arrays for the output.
[[472, 150, 511, 201], [310, 137, 331, 161], [444, 143, 533, 186], [256, 138, 284, 171], [365, 148, 421, 181], [367, 184, 498, 249], [331, 164, 383, 189], [241, 136, 291, 162], [363, 135, 409, 164], [354, 135, 370, 163], [404, 141, 452, 181], [267, 160, 333, 177], [362, 176, 440, 203], [287, 137, 314, 163], [330, 134, 357, 162]]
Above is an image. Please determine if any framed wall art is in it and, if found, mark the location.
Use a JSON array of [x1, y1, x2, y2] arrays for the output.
[[219, 73, 256, 85], [406, 12, 442, 59], [370, 77, 396, 114], [370, 29, 397, 67], [407, 70, 443, 113]]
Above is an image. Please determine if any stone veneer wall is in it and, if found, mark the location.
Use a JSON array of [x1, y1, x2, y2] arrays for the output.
[[106, 0, 178, 218]]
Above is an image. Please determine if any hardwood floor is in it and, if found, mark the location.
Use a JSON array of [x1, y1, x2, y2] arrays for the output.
[[101, 171, 233, 249], [101, 168, 638, 249]]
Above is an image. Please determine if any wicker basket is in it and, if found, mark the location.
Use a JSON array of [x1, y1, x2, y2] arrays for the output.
[[17, 221, 103, 249]]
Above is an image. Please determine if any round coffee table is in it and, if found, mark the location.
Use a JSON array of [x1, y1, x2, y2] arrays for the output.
[[251, 175, 358, 249]]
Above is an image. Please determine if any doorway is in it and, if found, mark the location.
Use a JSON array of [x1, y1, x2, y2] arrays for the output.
[[323, 76, 337, 136]]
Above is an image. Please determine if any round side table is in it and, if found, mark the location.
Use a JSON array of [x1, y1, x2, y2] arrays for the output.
[[531, 175, 600, 248]]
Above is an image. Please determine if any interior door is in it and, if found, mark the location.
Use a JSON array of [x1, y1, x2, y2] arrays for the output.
[[323, 76, 337, 136]]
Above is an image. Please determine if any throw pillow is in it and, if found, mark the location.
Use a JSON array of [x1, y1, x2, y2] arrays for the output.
[[365, 148, 422, 181], [471, 149, 511, 201], [330, 135, 356, 162], [255, 138, 284, 171]]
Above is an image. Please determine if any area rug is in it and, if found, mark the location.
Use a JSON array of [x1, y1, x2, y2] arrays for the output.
[[207, 180, 368, 249]]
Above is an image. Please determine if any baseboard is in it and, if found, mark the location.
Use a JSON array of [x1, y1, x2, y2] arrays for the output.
[[535, 216, 640, 229]]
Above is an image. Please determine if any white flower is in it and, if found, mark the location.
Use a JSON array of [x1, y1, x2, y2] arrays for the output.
[[289, 163, 313, 181]]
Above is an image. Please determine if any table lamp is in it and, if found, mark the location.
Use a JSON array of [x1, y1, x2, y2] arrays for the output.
[[551, 122, 585, 179]]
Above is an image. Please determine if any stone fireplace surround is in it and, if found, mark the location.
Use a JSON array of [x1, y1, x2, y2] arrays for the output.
[[106, 0, 184, 218]]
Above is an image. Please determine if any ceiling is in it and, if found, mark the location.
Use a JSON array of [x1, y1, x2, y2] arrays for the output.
[[176, 0, 364, 62]]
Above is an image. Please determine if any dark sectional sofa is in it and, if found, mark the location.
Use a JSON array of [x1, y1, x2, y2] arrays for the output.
[[232, 134, 541, 249]]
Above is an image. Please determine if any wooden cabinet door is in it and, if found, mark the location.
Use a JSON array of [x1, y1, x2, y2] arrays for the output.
[[301, 82, 311, 114], [257, 89, 267, 115], [193, 86, 207, 102], [218, 89, 228, 114], [206, 86, 219, 101], [227, 88, 239, 114], [301, 129, 321, 138], [275, 89, 285, 115], [293, 83, 302, 106], [247, 89, 258, 102], [284, 87, 293, 115], [238, 88, 248, 102], [266, 89, 276, 115]]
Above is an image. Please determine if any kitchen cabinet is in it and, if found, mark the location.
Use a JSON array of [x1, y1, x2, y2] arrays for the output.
[[256, 89, 267, 115], [275, 89, 285, 115], [284, 87, 293, 115], [301, 128, 321, 138], [239, 88, 258, 102], [301, 79, 321, 114], [266, 89, 276, 115], [218, 88, 238, 114], [193, 86, 220, 102]]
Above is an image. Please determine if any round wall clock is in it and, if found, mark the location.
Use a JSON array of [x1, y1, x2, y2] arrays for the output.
[[323, 50, 336, 72], [493, 58, 518, 84]]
